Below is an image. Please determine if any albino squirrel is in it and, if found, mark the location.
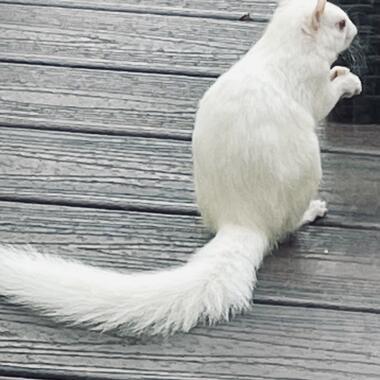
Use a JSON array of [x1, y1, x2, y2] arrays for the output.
[[0, 0, 362, 335]]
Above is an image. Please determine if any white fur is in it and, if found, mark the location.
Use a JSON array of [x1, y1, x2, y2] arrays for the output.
[[0, 0, 362, 335], [0, 227, 266, 335]]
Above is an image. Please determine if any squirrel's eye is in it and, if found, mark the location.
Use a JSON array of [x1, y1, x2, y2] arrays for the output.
[[338, 19, 346, 30]]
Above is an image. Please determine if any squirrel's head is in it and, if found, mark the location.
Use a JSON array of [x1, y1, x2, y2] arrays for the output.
[[275, 0, 358, 63]]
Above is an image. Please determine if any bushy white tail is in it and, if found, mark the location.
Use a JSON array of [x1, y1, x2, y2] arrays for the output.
[[0, 225, 267, 335]]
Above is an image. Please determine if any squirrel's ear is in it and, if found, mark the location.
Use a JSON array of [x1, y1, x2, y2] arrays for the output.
[[311, 0, 327, 30]]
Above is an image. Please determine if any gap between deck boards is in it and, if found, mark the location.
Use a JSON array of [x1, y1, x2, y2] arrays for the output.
[[254, 299, 380, 315], [0, 59, 219, 80]]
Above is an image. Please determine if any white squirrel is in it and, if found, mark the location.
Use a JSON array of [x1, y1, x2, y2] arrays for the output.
[[0, 0, 362, 335]]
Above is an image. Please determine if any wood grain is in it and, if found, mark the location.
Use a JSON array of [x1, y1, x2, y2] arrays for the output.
[[0, 0, 277, 20], [0, 63, 207, 138], [0, 128, 379, 228], [0, 3, 265, 76], [1, 63, 379, 148], [0, 301, 379, 380], [0, 201, 379, 310], [0, 3, 369, 78]]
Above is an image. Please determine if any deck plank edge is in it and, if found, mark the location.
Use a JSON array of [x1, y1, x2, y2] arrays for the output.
[[0, 58, 219, 79]]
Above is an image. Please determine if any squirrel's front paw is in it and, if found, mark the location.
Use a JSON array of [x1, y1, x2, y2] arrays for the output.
[[330, 66, 350, 81], [339, 72, 362, 99]]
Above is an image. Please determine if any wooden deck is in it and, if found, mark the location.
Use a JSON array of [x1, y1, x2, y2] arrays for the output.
[[0, 1, 379, 379]]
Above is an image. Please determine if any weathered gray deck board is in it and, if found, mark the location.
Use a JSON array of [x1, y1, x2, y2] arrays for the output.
[[0, 64, 207, 138], [0, 201, 379, 310], [0, 128, 379, 228], [0, 3, 264, 76], [0, 3, 372, 77], [1, 63, 379, 148], [0, 301, 379, 380], [0, 0, 277, 20]]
